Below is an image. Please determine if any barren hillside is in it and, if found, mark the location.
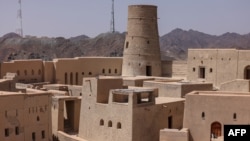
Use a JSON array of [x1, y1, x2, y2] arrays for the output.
[[0, 29, 249, 62]]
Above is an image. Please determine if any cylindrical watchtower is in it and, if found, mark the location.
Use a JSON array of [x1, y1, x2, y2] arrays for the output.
[[122, 5, 162, 76]]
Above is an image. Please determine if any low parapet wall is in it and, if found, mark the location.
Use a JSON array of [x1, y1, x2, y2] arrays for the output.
[[220, 79, 250, 92], [57, 131, 87, 141], [160, 128, 189, 141]]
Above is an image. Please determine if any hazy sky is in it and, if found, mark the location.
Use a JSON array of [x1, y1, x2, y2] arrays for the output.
[[0, 0, 250, 38]]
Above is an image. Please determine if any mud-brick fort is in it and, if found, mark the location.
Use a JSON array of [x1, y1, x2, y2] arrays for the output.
[[0, 4, 250, 141]]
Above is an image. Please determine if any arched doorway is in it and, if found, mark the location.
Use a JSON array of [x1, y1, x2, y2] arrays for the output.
[[244, 66, 250, 79], [211, 122, 222, 140]]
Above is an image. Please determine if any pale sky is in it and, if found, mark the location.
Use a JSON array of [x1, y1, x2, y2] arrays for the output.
[[0, 0, 250, 38]]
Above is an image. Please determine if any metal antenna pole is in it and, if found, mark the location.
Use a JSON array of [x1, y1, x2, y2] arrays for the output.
[[16, 0, 23, 37], [110, 0, 115, 33]]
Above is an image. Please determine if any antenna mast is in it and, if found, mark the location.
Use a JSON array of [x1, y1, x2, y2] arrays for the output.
[[16, 0, 23, 37], [110, 0, 115, 33]]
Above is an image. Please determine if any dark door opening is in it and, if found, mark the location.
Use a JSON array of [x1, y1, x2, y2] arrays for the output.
[[70, 72, 73, 85], [146, 66, 152, 76], [65, 73, 68, 84], [32, 132, 36, 141], [168, 116, 172, 129], [199, 67, 205, 78], [64, 101, 75, 132], [75, 72, 78, 85], [244, 66, 250, 79]]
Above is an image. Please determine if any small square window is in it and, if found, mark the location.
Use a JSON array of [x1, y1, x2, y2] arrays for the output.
[[210, 68, 213, 73], [193, 68, 196, 72]]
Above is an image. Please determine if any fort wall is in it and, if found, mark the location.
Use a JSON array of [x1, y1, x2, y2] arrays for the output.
[[187, 49, 250, 87], [0, 92, 51, 141], [78, 77, 184, 141], [162, 61, 187, 78], [184, 91, 250, 141], [1, 60, 44, 83]]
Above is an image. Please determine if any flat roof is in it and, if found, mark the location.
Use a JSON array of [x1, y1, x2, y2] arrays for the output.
[[123, 76, 155, 80], [54, 57, 122, 61], [129, 5, 157, 8], [53, 96, 81, 100], [0, 79, 9, 82], [98, 76, 123, 79], [188, 48, 237, 51], [3, 59, 43, 63], [156, 97, 185, 104], [189, 91, 250, 97], [43, 84, 68, 87], [0, 90, 50, 96], [0, 91, 21, 95], [112, 88, 154, 94], [144, 80, 212, 85]]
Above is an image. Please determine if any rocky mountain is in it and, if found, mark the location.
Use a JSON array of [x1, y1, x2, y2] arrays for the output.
[[0, 29, 250, 62], [0, 32, 125, 61], [160, 28, 250, 60]]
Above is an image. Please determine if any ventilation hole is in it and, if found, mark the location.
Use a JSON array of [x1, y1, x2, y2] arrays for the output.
[[202, 112, 205, 119], [233, 113, 237, 120]]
